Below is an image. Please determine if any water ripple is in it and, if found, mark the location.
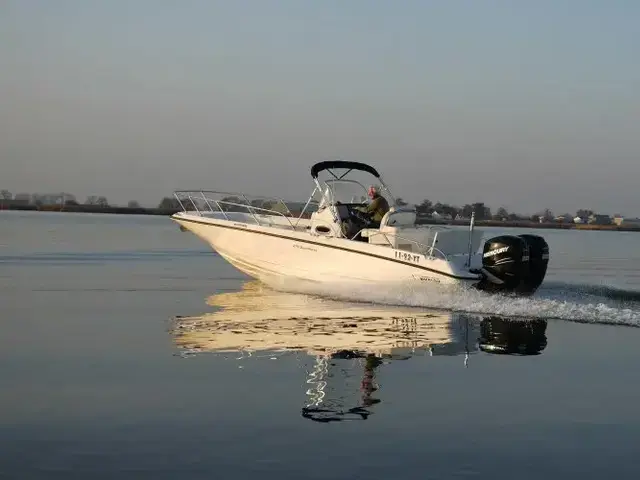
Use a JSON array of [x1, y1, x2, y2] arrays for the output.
[[0, 250, 216, 265]]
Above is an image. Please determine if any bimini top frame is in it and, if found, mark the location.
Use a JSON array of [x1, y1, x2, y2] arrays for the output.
[[309, 160, 396, 207], [310, 161, 381, 180]]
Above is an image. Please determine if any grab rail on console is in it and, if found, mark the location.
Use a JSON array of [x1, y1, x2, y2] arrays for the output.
[[354, 229, 449, 261]]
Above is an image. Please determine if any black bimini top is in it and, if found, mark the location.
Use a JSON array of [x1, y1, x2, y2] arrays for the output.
[[310, 161, 380, 179]]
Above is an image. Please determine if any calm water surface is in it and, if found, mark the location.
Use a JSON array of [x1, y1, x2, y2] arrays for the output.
[[1, 211, 640, 479]]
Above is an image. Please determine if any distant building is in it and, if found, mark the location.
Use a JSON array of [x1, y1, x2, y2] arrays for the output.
[[29, 193, 77, 206], [431, 211, 452, 221], [613, 216, 640, 227], [13, 193, 32, 205], [588, 214, 611, 225]]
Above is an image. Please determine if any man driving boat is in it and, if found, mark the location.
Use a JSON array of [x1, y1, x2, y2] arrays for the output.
[[355, 185, 390, 227]]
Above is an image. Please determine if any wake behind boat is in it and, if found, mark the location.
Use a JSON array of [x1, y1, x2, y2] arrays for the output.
[[171, 160, 549, 294]]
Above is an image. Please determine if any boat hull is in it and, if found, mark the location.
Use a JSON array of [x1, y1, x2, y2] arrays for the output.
[[172, 213, 481, 289]]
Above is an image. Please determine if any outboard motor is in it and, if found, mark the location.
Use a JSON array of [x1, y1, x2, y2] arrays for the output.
[[477, 234, 550, 295], [517, 234, 550, 293], [478, 235, 530, 293]]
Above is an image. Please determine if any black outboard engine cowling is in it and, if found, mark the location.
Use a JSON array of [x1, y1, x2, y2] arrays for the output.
[[477, 234, 550, 295], [517, 234, 549, 293], [478, 235, 530, 293]]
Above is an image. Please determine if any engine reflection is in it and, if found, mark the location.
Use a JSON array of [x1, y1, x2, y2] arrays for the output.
[[479, 316, 548, 355]]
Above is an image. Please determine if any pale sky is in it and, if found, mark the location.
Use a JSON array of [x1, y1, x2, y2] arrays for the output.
[[1, 0, 638, 215]]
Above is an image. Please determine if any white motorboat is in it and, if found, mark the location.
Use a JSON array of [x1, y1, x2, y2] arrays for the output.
[[171, 160, 549, 294]]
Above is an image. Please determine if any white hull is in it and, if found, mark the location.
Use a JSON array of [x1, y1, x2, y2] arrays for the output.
[[172, 212, 481, 288]]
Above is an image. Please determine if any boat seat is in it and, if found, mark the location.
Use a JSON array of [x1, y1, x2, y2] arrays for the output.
[[379, 207, 417, 228], [360, 228, 393, 246]]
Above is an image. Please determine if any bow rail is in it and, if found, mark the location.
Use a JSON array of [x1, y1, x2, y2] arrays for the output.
[[173, 190, 319, 230]]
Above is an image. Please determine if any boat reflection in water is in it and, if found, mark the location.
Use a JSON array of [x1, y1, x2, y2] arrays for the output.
[[170, 281, 548, 423]]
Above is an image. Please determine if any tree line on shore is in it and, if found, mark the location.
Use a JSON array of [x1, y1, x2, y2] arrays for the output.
[[395, 198, 595, 223], [1, 189, 597, 222], [0, 190, 140, 209]]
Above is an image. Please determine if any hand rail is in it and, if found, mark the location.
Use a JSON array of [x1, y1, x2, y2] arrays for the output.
[[178, 189, 294, 214], [219, 200, 296, 229], [354, 229, 449, 260], [173, 191, 309, 230], [174, 189, 319, 225]]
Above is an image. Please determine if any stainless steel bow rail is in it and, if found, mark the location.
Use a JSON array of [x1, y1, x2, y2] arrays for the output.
[[173, 190, 319, 230]]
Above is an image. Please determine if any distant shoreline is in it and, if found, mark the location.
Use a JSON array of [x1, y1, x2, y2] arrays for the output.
[[2, 203, 639, 232], [427, 218, 640, 232], [0, 203, 178, 216]]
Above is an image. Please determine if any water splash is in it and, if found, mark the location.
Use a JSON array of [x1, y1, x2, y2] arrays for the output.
[[265, 277, 640, 328]]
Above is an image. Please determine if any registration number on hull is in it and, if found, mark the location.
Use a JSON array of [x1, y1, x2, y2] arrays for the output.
[[394, 250, 421, 263]]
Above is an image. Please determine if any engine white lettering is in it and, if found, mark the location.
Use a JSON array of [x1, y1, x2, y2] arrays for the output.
[[483, 246, 509, 258]]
